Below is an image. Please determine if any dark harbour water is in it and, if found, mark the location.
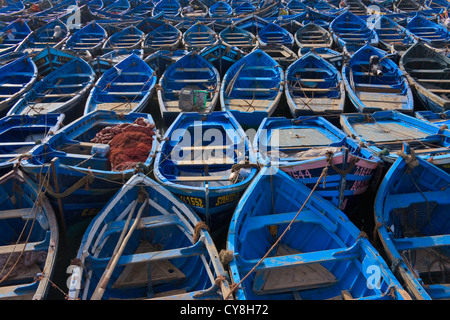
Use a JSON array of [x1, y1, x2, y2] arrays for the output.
[[39, 87, 428, 300]]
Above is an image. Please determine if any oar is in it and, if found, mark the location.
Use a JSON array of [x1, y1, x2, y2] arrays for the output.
[[90, 198, 147, 300]]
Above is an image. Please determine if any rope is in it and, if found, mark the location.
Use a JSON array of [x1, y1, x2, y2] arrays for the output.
[[225, 165, 328, 299], [397, 149, 419, 171], [326, 150, 360, 176], [39, 171, 95, 199], [193, 221, 209, 242]]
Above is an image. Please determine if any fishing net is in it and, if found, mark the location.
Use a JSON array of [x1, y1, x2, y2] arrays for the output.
[[91, 117, 156, 171]]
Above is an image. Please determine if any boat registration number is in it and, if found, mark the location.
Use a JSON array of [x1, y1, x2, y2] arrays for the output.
[[178, 195, 204, 208]]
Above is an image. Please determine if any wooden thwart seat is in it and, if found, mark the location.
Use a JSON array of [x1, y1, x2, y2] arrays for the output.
[[252, 244, 338, 295]]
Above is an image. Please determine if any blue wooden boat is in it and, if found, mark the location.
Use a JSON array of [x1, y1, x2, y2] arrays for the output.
[[330, 11, 379, 54], [129, 0, 155, 16], [220, 49, 284, 127], [157, 52, 220, 122], [340, 110, 450, 172], [8, 58, 96, 117], [90, 48, 144, 75], [180, 0, 208, 18], [209, 1, 233, 17], [87, 0, 104, 11], [342, 44, 414, 113], [285, 51, 345, 117], [298, 47, 343, 70], [0, 19, 32, 55], [0, 169, 58, 300], [234, 14, 270, 34], [102, 25, 144, 51], [67, 173, 232, 300], [257, 22, 294, 48], [84, 54, 157, 115], [393, 0, 429, 13], [0, 55, 38, 114], [406, 14, 450, 52], [342, 0, 370, 15], [63, 21, 108, 53], [153, 111, 258, 233], [258, 44, 298, 69], [135, 16, 165, 34], [152, 0, 181, 17], [15, 19, 69, 56], [233, 1, 256, 15], [20, 110, 157, 229], [93, 0, 131, 17], [294, 23, 333, 53], [144, 49, 188, 78], [0, 1, 25, 19], [374, 146, 450, 300], [219, 25, 257, 52], [226, 165, 410, 300], [254, 116, 380, 211], [399, 42, 450, 113], [31, 46, 77, 77], [183, 22, 218, 51], [142, 22, 182, 52], [369, 15, 416, 55], [0, 114, 64, 172], [415, 110, 450, 129], [199, 40, 245, 77], [31, 0, 78, 21]]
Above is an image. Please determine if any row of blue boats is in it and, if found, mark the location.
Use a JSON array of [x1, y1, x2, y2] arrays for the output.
[[0, 0, 449, 302]]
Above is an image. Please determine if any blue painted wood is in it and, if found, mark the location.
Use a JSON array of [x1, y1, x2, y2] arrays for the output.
[[340, 110, 450, 172], [90, 48, 144, 75], [67, 173, 231, 300], [0, 113, 64, 173], [370, 15, 416, 55], [227, 166, 410, 300], [209, 1, 233, 17], [152, 0, 181, 17], [63, 20, 107, 52], [20, 110, 157, 229], [330, 11, 379, 54], [400, 42, 450, 113], [0, 19, 32, 55], [8, 57, 95, 117], [102, 25, 144, 50], [257, 22, 294, 48], [285, 51, 345, 117], [157, 52, 220, 122], [406, 13, 450, 51], [153, 111, 257, 234], [15, 19, 69, 55], [374, 148, 450, 300], [85, 53, 157, 114], [183, 21, 218, 51], [343, 44, 414, 113], [220, 49, 284, 125], [0, 55, 38, 113], [254, 115, 380, 212], [142, 22, 182, 52], [415, 110, 450, 129], [219, 25, 257, 52], [0, 169, 58, 300]]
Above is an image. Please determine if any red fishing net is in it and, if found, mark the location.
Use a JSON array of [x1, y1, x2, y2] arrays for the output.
[[91, 117, 156, 171]]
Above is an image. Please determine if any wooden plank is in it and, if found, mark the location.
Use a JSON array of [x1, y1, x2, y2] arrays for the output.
[[252, 244, 337, 295], [175, 158, 235, 165], [171, 175, 230, 182], [112, 241, 185, 289], [0, 208, 34, 220]]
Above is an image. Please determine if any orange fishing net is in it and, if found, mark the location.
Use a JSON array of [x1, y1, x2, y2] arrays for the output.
[[91, 118, 156, 171]]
